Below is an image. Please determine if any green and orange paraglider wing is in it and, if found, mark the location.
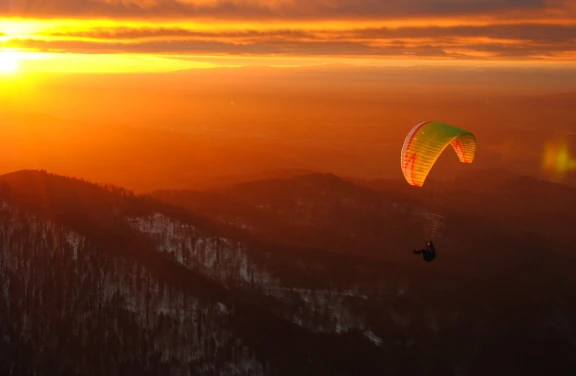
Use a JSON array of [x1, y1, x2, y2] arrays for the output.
[[401, 121, 476, 187]]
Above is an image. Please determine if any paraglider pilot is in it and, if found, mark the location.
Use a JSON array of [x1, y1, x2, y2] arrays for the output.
[[413, 240, 436, 262]]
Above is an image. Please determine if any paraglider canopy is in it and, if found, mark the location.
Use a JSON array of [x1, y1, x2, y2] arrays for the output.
[[401, 121, 477, 187]]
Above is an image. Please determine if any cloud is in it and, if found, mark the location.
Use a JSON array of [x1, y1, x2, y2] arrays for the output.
[[348, 24, 576, 44], [463, 42, 576, 56], [1, 0, 572, 19], [46, 28, 317, 41], [5, 34, 573, 59], [11, 22, 571, 60], [42, 23, 576, 45], [2, 2, 574, 61], [2, 38, 382, 56]]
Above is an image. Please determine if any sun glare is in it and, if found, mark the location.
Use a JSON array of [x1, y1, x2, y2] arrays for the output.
[[0, 52, 20, 73]]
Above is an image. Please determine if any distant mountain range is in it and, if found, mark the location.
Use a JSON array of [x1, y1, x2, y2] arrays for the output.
[[153, 169, 576, 284], [1, 169, 575, 375]]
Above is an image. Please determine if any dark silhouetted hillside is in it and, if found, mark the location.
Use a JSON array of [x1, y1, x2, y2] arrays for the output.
[[153, 171, 576, 290], [2, 170, 576, 375]]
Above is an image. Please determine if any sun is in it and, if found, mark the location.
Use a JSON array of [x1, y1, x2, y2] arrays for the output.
[[0, 51, 20, 73]]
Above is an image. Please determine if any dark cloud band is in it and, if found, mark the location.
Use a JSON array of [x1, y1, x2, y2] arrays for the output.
[[41, 23, 576, 45], [5, 35, 573, 59], [2, 1, 573, 60], [0, 0, 570, 19]]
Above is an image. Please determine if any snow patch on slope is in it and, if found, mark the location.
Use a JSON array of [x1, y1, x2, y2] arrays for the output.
[[127, 213, 279, 289]]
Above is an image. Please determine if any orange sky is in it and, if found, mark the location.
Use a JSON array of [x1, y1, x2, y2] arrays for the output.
[[1, 1, 575, 191], [1, 0, 576, 72]]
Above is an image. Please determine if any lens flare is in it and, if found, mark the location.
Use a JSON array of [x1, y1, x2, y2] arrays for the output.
[[542, 138, 576, 175]]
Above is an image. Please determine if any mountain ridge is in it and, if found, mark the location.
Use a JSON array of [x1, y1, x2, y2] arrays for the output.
[[2, 168, 576, 375]]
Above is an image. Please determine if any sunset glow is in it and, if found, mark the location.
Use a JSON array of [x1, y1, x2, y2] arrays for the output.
[[1, 0, 575, 73], [1, 0, 576, 190], [2, 3, 576, 373], [0, 51, 19, 73]]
